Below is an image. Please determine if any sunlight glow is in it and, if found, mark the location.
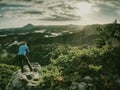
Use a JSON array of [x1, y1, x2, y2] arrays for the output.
[[76, 2, 93, 16]]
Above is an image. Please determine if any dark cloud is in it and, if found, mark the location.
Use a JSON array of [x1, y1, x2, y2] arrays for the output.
[[20, 0, 32, 1], [0, 2, 31, 19], [0, 3, 27, 8], [0, 0, 44, 3], [23, 11, 43, 14], [34, 0, 43, 3]]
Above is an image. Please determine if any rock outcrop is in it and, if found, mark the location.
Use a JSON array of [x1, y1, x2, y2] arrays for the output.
[[5, 63, 42, 90]]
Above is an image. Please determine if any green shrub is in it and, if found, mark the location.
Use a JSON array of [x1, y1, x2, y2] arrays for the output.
[[0, 64, 18, 90]]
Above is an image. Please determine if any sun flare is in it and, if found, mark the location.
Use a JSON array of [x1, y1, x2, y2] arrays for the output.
[[76, 2, 92, 16]]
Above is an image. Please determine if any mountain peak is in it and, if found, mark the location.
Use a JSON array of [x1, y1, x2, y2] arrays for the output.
[[23, 23, 35, 28]]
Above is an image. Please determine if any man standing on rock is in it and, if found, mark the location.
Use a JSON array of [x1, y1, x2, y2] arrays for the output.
[[18, 41, 32, 73]]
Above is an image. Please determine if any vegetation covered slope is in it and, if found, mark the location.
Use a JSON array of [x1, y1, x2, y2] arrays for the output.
[[38, 22, 120, 90], [0, 22, 120, 90]]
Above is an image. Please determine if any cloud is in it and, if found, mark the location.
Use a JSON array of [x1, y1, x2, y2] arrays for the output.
[[0, 3, 27, 7], [1, 0, 119, 20], [23, 11, 43, 14], [21, 0, 32, 1], [93, 7, 100, 12], [116, 10, 120, 15], [0, 0, 44, 4], [0, 3, 30, 13], [89, 0, 120, 18], [0, 14, 4, 17], [0, 2, 32, 19], [89, 0, 120, 9], [0, 0, 120, 29], [41, 14, 81, 21]]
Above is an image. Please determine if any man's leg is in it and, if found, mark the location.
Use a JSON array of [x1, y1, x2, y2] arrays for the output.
[[19, 55, 24, 73], [24, 55, 32, 71]]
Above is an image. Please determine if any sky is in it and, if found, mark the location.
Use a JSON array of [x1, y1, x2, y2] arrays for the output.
[[0, 0, 120, 29]]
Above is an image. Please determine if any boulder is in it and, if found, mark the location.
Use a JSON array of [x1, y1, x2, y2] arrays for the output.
[[5, 63, 42, 90]]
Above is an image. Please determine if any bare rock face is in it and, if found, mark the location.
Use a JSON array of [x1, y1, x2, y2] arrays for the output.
[[5, 63, 42, 90]]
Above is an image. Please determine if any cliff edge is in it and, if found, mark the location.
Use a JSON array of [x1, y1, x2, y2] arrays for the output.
[[5, 63, 42, 90]]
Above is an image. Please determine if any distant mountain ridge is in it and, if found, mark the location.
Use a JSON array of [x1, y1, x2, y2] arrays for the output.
[[0, 23, 120, 35], [0, 24, 84, 36], [0, 23, 120, 46]]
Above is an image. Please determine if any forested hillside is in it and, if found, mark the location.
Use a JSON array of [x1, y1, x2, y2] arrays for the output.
[[0, 22, 120, 90]]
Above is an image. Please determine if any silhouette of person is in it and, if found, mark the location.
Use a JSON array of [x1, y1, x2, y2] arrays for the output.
[[18, 41, 32, 73]]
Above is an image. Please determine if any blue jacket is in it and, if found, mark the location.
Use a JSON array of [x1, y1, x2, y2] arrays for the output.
[[18, 45, 30, 55]]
